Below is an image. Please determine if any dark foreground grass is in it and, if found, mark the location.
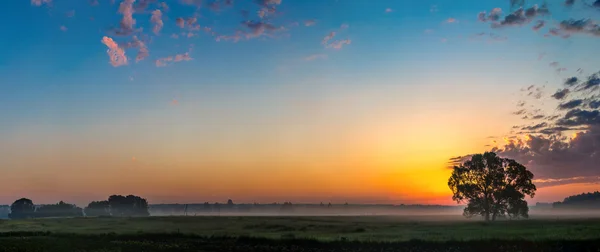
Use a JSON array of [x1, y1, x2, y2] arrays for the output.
[[3, 216, 600, 241], [0, 232, 600, 252]]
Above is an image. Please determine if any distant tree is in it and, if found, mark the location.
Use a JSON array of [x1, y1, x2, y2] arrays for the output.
[[9, 198, 35, 219], [448, 152, 536, 221], [108, 195, 150, 217], [227, 199, 234, 206], [84, 200, 110, 217], [36, 201, 83, 218]]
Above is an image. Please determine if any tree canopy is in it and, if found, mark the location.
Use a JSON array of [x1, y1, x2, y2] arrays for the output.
[[448, 152, 536, 221], [108, 195, 150, 217], [36, 201, 83, 218], [9, 198, 36, 219], [84, 200, 110, 217]]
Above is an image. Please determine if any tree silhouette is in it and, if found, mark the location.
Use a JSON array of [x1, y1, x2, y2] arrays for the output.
[[108, 195, 150, 217], [84, 200, 110, 217], [36, 201, 83, 218], [9, 198, 35, 219], [448, 152, 536, 221]]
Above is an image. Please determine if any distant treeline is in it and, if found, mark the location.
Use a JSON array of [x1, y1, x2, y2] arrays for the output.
[[7, 195, 149, 219], [552, 191, 600, 209], [148, 200, 463, 216]]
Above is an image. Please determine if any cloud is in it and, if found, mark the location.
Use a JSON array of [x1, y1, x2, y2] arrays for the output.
[[134, 0, 157, 11], [491, 5, 549, 28], [550, 62, 559, 68], [445, 18, 458, 23], [327, 39, 351, 50], [60, 26, 68, 32], [555, 19, 600, 37], [304, 20, 316, 27], [559, 99, 584, 110], [552, 89, 570, 100], [180, 0, 202, 6], [151, 10, 164, 35], [589, 100, 600, 109], [557, 109, 600, 126], [131, 36, 149, 62], [532, 20, 545, 31], [340, 24, 349, 29], [478, 8, 502, 22], [385, 8, 394, 13], [488, 126, 600, 180], [31, 0, 51, 6], [304, 54, 327, 61], [176, 18, 185, 28], [101, 36, 128, 67], [241, 20, 280, 38], [116, 0, 136, 36], [582, 74, 600, 90], [565, 77, 579, 86], [522, 122, 548, 131], [430, 5, 439, 13], [155, 52, 192, 67], [322, 32, 336, 45]]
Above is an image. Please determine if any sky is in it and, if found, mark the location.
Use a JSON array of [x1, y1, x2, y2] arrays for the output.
[[0, 0, 599, 206]]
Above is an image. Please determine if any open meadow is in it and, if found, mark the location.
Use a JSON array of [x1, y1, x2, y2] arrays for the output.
[[2, 215, 600, 251]]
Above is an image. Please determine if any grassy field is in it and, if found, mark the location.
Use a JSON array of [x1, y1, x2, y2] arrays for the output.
[[2, 215, 600, 241], [2, 216, 600, 251]]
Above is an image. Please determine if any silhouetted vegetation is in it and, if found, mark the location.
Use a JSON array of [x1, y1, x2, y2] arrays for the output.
[[35, 201, 83, 218], [107, 195, 150, 217], [553, 191, 600, 209], [84, 200, 110, 217], [9, 198, 36, 219], [448, 152, 536, 221]]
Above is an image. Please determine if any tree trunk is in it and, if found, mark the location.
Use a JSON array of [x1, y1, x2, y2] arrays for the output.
[[485, 212, 490, 221], [492, 212, 497, 221]]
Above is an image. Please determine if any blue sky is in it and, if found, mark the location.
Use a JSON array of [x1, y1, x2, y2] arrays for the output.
[[0, 0, 599, 205]]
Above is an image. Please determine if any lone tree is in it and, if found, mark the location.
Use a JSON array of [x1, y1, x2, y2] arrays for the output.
[[448, 152, 536, 221], [108, 195, 150, 217], [9, 198, 35, 219]]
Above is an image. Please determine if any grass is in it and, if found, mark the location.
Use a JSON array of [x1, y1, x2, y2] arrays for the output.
[[2, 215, 600, 242], [2, 216, 600, 251]]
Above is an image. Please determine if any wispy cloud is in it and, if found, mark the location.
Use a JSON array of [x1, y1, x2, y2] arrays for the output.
[[322, 32, 336, 45], [385, 8, 394, 13], [304, 54, 327, 61], [31, 0, 51, 6], [60, 25, 68, 32], [101, 36, 128, 67], [327, 39, 352, 50], [132, 36, 149, 62], [155, 52, 192, 67], [304, 20, 317, 27], [445, 18, 458, 23]]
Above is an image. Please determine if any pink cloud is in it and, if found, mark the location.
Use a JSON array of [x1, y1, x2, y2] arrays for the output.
[[160, 2, 169, 11], [304, 54, 328, 61], [241, 21, 280, 38], [118, 0, 136, 34], [322, 31, 336, 45], [60, 25, 68, 32], [385, 8, 394, 13], [151, 10, 163, 35], [176, 18, 185, 28], [101, 36, 128, 67], [445, 18, 458, 23], [304, 20, 317, 27], [155, 52, 192, 67], [340, 24, 349, 29], [31, 0, 51, 6], [132, 36, 149, 62], [171, 34, 179, 39], [327, 39, 351, 49]]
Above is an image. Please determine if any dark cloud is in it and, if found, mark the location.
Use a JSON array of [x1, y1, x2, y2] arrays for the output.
[[531, 114, 545, 120], [565, 0, 575, 6], [493, 126, 600, 180], [522, 122, 548, 130], [492, 5, 549, 28], [556, 19, 600, 37], [532, 20, 545, 31], [559, 99, 584, 110], [478, 8, 502, 22], [590, 100, 600, 109], [513, 109, 527, 115], [565, 77, 579, 86], [582, 74, 600, 90], [241, 20, 280, 38], [594, 0, 600, 8], [557, 109, 600, 126], [552, 88, 570, 100]]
